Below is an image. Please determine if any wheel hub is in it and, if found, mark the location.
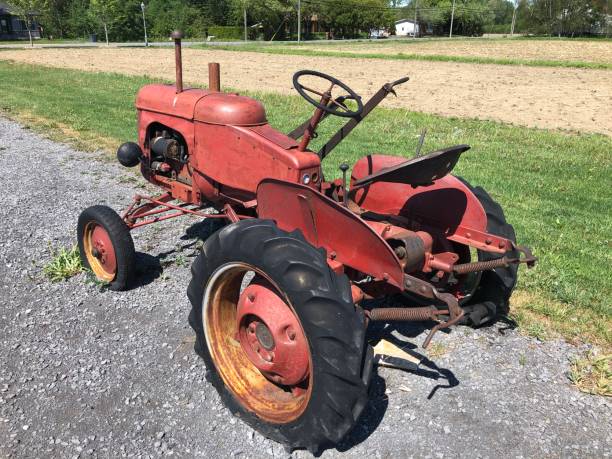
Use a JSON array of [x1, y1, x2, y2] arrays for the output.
[[83, 222, 117, 281], [236, 281, 309, 386]]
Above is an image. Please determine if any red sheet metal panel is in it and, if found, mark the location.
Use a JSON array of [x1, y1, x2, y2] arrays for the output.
[[257, 179, 404, 288]]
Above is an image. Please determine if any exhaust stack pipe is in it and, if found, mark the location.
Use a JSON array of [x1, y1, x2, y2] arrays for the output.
[[171, 30, 184, 94], [208, 62, 221, 92]]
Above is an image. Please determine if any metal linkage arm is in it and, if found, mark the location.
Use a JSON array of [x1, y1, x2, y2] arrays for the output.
[[318, 76, 409, 159]]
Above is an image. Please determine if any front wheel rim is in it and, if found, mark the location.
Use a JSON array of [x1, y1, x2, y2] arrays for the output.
[[83, 222, 117, 282], [202, 262, 312, 424]]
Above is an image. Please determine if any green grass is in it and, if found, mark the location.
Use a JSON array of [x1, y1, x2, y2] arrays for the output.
[[43, 245, 84, 281], [569, 351, 611, 397], [195, 42, 612, 70], [0, 60, 610, 346]]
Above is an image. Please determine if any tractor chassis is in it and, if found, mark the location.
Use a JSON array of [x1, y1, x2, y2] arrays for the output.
[[121, 192, 249, 229], [119, 191, 536, 348]]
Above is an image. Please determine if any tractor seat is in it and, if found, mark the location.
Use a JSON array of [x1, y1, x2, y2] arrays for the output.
[[352, 145, 470, 188]]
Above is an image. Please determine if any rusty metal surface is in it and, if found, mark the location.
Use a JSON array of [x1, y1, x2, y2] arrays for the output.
[[453, 245, 538, 274], [203, 263, 312, 424], [208, 62, 221, 92], [352, 145, 470, 188], [172, 31, 184, 94], [195, 124, 319, 196], [136, 85, 209, 121], [368, 306, 442, 322], [194, 93, 268, 126], [82, 222, 117, 282], [257, 179, 404, 288], [236, 282, 310, 387], [318, 76, 409, 158]]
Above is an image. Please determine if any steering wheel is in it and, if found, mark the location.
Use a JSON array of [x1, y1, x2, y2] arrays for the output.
[[293, 70, 364, 118]]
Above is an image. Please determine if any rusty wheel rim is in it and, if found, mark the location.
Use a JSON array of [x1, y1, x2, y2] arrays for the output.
[[83, 222, 117, 282], [202, 263, 312, 424]]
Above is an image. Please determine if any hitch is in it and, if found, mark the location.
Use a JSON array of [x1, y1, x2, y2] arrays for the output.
[[367, 274, 464, 349]]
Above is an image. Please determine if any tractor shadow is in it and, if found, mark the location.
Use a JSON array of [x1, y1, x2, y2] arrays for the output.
[[335, 302, 460, 454], [130, 219, 225, 290]]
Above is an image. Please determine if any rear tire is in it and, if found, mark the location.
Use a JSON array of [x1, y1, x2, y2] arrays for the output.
[[187, 219, 372, 453], [457, 179, 519, 326], [77, 205, 135, 291]]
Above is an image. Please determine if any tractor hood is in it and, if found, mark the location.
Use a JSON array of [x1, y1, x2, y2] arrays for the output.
[[136, 84, 267, 126]]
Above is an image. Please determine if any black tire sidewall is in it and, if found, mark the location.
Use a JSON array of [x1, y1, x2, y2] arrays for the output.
[[187, 219, 371, 452], [77, 205, 135, 291], [456, 177, 519, 325]]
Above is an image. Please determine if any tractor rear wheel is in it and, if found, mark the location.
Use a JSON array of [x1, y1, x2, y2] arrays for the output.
[[77, 205, 135, 291], [187, 219, 372, 453], [457, 178, 519, 326]]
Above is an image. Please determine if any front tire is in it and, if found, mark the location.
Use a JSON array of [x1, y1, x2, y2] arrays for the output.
[[77, 205, 135, 291], [187, 219, 372, 453]]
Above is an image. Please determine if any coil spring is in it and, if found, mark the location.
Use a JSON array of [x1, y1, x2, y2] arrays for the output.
[[368, 306, 438, 322], [453, 257, 509, 275]]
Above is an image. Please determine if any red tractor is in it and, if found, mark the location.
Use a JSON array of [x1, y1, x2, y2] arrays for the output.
[[77, 32, 536, 453]]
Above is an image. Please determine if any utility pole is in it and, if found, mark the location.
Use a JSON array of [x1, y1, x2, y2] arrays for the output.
[[510, 5, 517, 36], [297, 0, 301, 43], [141, 2, 148, 47], [413, 0, 418, 38], [244, 5, 248, 41], [449, 0, 456, 38]]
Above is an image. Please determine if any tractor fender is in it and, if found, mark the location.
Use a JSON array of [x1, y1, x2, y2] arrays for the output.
[[351, 154, 488, 235], [257, 179, 404, 289]]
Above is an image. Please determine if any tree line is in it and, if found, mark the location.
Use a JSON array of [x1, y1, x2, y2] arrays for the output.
[[10, 0, 611, 42]]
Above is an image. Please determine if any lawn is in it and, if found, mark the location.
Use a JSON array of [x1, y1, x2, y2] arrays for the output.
[[0, 60, 610, 347]]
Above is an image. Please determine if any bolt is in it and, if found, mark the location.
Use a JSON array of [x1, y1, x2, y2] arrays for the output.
[[329, 252, 337, 260], [91, 248, 101, 259], [263, 354, 273, 362], [485, 238, 492, 245], [248, 294, 255, 302], [499, 241, 505, 249], [287, 329, 296, 341], [248, 322, 256, 333], [394, 246, 407, 259]]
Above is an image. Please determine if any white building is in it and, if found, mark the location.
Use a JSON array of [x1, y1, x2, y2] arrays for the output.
[[395, 19, 420, 37]]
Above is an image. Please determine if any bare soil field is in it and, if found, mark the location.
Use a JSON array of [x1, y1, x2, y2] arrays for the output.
[[1, 47, 611, 135], [289, 39, 612, 64]]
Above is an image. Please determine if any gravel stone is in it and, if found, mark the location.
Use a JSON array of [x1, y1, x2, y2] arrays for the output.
[[0, 117, 610, 458]]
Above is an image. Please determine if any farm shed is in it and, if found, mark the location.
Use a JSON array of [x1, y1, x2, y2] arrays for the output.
[[0, 2, 41, 41], [395, 18, 420, 37]]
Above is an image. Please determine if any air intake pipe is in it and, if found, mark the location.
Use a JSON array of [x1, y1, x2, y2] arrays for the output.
[[172, 30, 221, 93], [171, 30, 184, 93]]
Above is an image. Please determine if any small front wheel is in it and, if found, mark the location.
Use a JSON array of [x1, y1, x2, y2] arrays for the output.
[[77, 205, 135, 291]]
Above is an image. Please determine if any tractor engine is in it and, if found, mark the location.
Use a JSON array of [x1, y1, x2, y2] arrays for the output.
[[147, 128, 188, 174]]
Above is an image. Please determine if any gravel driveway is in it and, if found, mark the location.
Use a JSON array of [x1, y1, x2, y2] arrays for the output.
[[0, 117, 610, 458]]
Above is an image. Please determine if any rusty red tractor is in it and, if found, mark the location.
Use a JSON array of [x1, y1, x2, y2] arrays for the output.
[[77, 32, 536, 453]]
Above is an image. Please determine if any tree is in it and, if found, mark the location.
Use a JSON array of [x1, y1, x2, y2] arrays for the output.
[[89, 0, 119, 45], [40, 0, 71, 39], [9, 0, 48, 46], [147, 0, 207, 39], [402, 0, 492, 36], [318, 0, 394, 38]]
